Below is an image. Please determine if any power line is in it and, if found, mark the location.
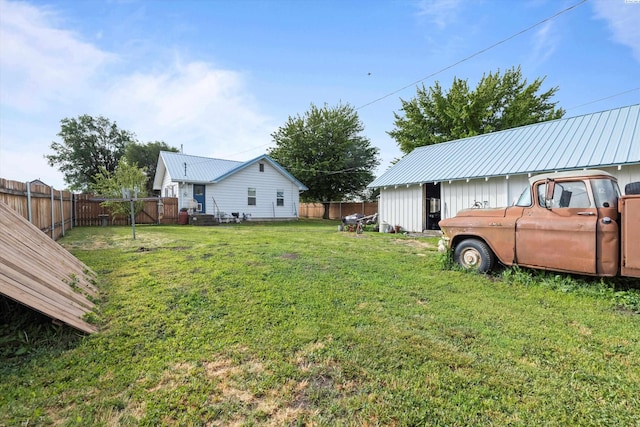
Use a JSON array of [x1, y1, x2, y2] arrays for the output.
[[219, 0, 588, 163], [355, 0, 588, 110], [567, 87, 640, 111]]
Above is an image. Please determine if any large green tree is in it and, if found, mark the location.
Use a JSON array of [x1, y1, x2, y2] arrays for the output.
[[125, 141, 179, 194], [269, 102, 379, 206], [389, 66, 565, 154], [46, 115, 136, 191]]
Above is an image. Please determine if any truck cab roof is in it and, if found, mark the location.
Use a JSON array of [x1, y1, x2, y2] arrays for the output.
[[528, 169, 615, 185]]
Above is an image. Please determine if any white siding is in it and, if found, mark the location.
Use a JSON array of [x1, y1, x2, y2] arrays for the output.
[[159, 170, 190, 209], [378, 184, 424, 232], [601, 165, 640, 194], [440, 166, 640, 219], [441, 175, 528, 219], [206, 162, 301, 219]]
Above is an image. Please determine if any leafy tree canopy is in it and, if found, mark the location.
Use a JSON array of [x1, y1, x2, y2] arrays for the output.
[[389, 66, 565, 154], [125, 141, 179, 194], [46, 115, 136, 191], [269, 102, 380, 203], [90, 158, 148, 219]]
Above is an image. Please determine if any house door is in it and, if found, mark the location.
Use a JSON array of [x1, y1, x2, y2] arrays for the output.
[[193, 185, 205, 213]]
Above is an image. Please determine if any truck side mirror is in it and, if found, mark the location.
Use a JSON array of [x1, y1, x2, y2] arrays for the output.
[[544, 179, 555, 209]]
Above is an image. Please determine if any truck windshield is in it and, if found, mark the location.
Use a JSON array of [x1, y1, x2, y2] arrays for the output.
[[591, 178, 620, 208]]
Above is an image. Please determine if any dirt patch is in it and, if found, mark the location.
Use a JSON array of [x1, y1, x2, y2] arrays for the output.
[[392, 238, 435, 249], [281, 253, 299, 259]]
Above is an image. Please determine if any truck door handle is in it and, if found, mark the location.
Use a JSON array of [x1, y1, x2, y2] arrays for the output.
[[577, 212, 595, 216]]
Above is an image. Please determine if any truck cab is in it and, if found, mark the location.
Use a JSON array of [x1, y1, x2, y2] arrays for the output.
[[438, 170, 640, 277]]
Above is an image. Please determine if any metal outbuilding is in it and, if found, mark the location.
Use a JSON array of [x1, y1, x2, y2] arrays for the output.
[[368, 104, 640, 232]]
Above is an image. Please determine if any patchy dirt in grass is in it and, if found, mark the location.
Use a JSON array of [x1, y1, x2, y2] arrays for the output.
[[392, 238, 436, 250], [281, 253, 299, 260], [202, 356, 309, 426]]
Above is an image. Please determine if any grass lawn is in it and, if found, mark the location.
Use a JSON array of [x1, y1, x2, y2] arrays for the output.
[[1, 220, 639, 426]]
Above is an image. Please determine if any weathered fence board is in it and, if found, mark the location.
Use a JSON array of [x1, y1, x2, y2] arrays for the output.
[[0, 179, 73, 240], [0, 200, 98, 333], [299, 201, 378, 220], [73, 194, 179, 226], [0, 178, 179, 239]]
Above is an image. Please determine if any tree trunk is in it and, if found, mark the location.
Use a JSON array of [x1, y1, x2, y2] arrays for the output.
[[322, 202, 331, 220]]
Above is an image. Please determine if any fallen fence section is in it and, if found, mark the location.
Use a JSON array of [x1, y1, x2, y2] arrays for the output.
[[0, 200, 99, 334]]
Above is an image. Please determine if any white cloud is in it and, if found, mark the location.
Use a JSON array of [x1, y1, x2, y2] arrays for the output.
[[528, 20, 558, 66], [0, 0, 275, 189], [102, 60, 275, 160], [415, 0, 463, 29], [591, 0, 640, 62], [0, 0, 114, 112]]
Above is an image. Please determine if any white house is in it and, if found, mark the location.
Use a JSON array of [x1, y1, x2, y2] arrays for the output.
[[368, 104, 640, 233], [153, 151, 308, 220]]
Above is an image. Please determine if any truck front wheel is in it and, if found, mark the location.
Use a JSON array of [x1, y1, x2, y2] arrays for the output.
[[453, 239, 495, 273]]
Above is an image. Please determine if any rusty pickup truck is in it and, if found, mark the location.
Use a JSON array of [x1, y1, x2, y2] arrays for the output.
[[438, 170, 640, 277]]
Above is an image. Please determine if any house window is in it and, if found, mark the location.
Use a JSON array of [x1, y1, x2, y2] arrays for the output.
[[259, 163, 264, 172], [276, 190, 284, 207], [248, 188, 256, 206]]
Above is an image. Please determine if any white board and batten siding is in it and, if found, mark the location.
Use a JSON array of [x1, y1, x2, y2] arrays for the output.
[[441, 174, 529, 220], [205, 162, 301, 220], [379, 165, 640, 233], [378, 184, 424, 233]]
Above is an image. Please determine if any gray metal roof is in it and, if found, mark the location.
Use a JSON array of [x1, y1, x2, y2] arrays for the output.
[[155, 151, 308, 190], [368, 104, 640, 188], [160, 152, 242, 184]]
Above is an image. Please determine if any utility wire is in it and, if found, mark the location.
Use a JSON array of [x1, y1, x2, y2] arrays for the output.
[[355, 0, 588, 110], [566, 87, 640, 111], [218, 0, 588, 164]]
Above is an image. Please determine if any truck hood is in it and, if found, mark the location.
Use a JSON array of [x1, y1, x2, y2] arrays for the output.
[[452, 207, 508, 218]]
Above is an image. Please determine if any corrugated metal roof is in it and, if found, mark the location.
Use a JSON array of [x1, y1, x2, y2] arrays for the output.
[[369, 104, 640, 188], [160, 152, 242, 183], [158, 151, 308, 190], [214, 154, 308, 190]]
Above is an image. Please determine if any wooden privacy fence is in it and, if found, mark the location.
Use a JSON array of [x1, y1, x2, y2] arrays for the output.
[[0, 179, 73, 240], [73, 194, 179, 227], [0, 178, 179, 240], [299, 201, 378, 220]]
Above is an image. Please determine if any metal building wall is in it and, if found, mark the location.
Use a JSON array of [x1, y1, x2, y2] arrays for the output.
[[378, 184, 424, 232], [378, 165, 640, 233], [441, 175, 529, 219], [440, 165, 640, 220]]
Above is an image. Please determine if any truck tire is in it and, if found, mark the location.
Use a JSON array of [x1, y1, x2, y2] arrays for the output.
[[625, 182, 640, 195], [453, 239, 495, 273]]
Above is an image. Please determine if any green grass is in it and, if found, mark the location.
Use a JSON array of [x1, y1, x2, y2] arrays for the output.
[[1, 221, 639, 426]]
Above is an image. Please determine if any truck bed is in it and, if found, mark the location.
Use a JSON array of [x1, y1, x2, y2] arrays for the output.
[[620, 195, 640, 278]]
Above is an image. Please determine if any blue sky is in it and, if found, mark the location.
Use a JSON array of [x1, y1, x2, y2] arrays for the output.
[[1, 0, 639, 189]]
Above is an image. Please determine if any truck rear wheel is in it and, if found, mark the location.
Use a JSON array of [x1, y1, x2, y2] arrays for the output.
[[453, 239, 495, 273]]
